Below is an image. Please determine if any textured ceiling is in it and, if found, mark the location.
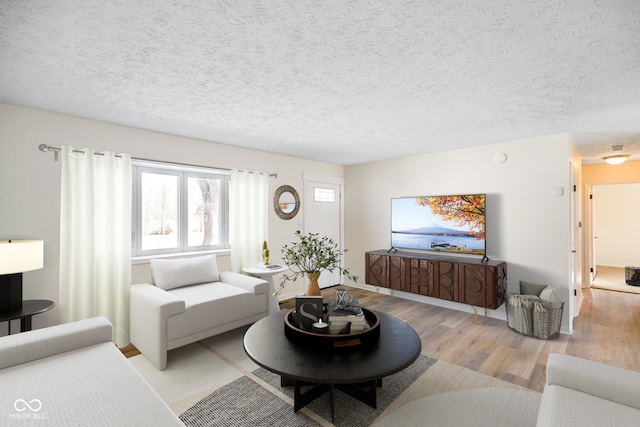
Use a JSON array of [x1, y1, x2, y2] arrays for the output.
[[1, 0, 639, 165]]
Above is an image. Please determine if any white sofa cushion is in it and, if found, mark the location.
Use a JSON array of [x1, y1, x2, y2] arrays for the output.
[[166, 283, 266, 342], [536, 353, 640, 427], [150, 254, 220, 290], [545, 353, 640, 410], [0, 342, 183, 426], [537, 384, 640, 427], [0, 316, 112, 369], [0, 317, 183, 426]]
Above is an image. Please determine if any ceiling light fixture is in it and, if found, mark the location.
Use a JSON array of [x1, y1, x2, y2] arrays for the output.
[[602, 154, 629, 165]]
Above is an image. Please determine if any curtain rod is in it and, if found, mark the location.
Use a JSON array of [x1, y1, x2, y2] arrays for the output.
[[38, 144, 277, 178]]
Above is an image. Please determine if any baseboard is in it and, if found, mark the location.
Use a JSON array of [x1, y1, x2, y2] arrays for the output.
[[349, 282, 573, 336], [348, 283, 507, 321]]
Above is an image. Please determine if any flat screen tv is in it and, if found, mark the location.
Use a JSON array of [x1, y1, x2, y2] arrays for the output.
[[391, 194, 486, 256]]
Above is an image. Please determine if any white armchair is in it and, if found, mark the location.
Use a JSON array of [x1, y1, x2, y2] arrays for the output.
[[130, 254, 269, 370]]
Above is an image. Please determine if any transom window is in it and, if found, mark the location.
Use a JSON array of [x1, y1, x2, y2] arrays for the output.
[[132, 161, 230, 257], [314, 186, 336, 203]]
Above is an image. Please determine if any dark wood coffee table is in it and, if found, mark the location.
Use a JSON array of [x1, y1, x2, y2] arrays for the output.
[[243, 309, 421, 421]]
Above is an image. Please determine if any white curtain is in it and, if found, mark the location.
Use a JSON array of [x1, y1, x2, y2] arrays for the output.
[[59, 145, 132, 347], [230, 169, 269, 273]]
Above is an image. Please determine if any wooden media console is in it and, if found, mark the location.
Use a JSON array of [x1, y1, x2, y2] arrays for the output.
[[365, 250, 507, 310]]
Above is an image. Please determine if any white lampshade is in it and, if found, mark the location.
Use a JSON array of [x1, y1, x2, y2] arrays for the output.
[[0, 240, 44, 275]]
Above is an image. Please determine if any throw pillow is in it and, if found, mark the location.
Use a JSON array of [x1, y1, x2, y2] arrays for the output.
[[519, 280, 548, 297], [539, 285, 562, 308], [508, 293, 540, 308], [150, 254, 220, 291]]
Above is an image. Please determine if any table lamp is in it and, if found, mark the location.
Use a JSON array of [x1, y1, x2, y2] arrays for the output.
[[0, 240, 44, 314]]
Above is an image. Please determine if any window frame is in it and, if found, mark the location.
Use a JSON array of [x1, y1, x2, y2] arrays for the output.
[[132, 160, 230, 258]]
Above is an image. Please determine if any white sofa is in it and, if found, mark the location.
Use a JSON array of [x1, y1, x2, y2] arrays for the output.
[[537, 353, 640, 426], [130, 254, 269, 370], [0, 317, 183, 426]]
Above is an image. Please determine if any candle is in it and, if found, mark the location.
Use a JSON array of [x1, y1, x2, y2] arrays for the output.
[[312, 319, 328, 334]]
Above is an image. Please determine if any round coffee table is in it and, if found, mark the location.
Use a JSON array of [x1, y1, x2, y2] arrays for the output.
[[243, 309, 421, 422]]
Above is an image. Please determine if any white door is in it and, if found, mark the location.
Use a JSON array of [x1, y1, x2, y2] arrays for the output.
[[303, 174, 344, 290]]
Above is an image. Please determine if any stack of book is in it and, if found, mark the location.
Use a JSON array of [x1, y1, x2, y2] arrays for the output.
[[327, 302, 368, 334]]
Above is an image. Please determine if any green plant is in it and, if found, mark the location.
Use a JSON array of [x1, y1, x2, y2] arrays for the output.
[[277, 230, 358, 294]]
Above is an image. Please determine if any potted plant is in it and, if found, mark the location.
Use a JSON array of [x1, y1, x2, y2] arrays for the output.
[[278, 230, 358, 296]]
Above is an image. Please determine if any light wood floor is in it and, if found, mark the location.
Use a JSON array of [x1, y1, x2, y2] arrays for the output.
[[281, 286, 640, 392], [123, 286, 640, 393]]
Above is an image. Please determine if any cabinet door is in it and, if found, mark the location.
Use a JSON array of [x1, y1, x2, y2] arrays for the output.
[[408, 258, 436, 297], [458, 264, 487, 307], [437, 261, 456, 301], [486, 262, 507, 309], [388, 256, 406, 290], [365, 252, 388, 288]]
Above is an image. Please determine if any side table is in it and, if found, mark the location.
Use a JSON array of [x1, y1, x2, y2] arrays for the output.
[[242, 264, 288, 315], [0, 299, 55, 335]]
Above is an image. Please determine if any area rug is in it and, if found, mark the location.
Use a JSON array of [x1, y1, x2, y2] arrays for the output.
[[178, 355, 541, 427], [372, 388, 542, 427], [180, 354, 436, 427], [591, 266, 640, 295]]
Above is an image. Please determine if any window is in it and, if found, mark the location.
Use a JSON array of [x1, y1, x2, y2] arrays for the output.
[[132, 161, 230, 257], [314, 186, 336, 203]]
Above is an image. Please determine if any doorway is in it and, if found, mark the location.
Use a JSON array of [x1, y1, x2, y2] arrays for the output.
[[589, 183, 640, 292], [303, 174, 344, 290]]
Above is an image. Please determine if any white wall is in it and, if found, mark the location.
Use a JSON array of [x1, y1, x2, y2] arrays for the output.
[[0, 102, 584, 335], [344, 134, 580, 333], [0, 103, 343, 332], [593, 183, 640, 268]]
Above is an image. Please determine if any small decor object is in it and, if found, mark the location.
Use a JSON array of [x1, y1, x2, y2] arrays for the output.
[[278, 230, 358, 296], [327, 300, 367, 334], [625, 266, 640, 286], [295, 295, 323, 331], [304, 271, 321, 296], [338, 322, 352, 334], [335, 287, 354, 308], [311, 319, 328, 334], [283, 308, 381, 350], [273, 185, 300, 220], [262, 241, 269, 265]]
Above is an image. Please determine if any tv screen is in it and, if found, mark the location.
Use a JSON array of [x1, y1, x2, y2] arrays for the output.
[[391, 194, 486, 255]]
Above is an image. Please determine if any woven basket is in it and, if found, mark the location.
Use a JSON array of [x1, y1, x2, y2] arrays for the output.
[[533, 303, 563, 339], [506, 296, 533, 336], [506, 294, 563, 339]]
